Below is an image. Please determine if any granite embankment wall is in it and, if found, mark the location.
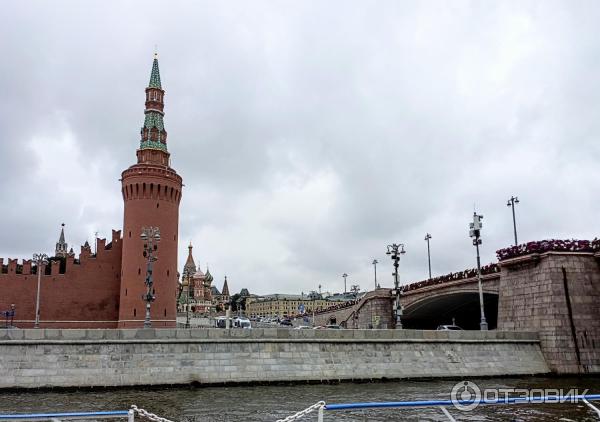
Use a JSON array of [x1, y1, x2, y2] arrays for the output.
[[0, 329, 549, 389], [498, 252, 600, 374]]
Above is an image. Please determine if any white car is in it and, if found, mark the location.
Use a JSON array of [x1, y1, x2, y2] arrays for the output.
[[437, 324, 463, 330], [236, 318, 252, 329]]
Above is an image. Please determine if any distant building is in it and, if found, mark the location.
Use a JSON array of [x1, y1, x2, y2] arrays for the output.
[[178, 243, 214, 315], [211, 276, 230, 312], [245, 294, 330, 319]]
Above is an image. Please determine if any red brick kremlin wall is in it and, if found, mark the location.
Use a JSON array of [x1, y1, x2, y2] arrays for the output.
[[0, 231, 122, 328]]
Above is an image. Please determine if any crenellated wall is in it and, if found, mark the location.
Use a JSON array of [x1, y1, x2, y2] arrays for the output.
[[0, 230, 122, 328]]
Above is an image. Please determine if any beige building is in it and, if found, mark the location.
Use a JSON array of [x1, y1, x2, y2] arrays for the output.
[[246, 294, 330, 318]]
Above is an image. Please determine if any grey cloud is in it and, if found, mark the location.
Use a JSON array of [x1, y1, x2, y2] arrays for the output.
[[1, 1, 599, 295]]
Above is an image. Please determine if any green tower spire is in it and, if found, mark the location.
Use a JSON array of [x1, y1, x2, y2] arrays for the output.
[[149, 53, 162, 88], [139, 54, 168, 153]]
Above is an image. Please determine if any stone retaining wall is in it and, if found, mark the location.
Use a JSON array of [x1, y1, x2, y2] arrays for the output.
[[498, 252, 600, 374], [0, 329, 549, 389]]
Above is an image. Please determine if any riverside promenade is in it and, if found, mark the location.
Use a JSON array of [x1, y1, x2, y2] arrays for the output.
[[0, 328, 549, 389]]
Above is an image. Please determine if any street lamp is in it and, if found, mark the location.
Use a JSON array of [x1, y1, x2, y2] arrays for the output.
[[141, 227, 160, 328], [386, 243, 405, 329], [424, 233, 432, 280], [182, 268, 192, 328], [506, 196, 520, 246], [372, 259, 378, 290], [32, 253, 48, 328], [342, 273, 348, 294], [469, 212, 488, 331]]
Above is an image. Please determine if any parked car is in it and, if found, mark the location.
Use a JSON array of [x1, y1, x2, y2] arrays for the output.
[[280, 318, 293, 326], [214, 316, 234, 328], [325, 324, 342, 329], [294, 325, 311, 330], [436, 324, 463, 330], [237, 318, 252, 329]]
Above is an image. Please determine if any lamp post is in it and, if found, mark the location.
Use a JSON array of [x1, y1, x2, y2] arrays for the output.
[[141, 227, 160, 329], [469, 212, 488, 330], [506, 196, 520, 246], [386, 243, 405, 329], [183, 268, 192, 328], [32, 253, 48, 328], [424, 233, 432, 280], [372, 259, 378, 290], [342, 273, 348, 294]]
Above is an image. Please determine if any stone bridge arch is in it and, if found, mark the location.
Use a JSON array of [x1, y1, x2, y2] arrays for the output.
[[400, 275, 500, 330]]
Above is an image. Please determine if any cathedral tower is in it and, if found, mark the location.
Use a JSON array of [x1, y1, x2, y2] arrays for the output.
[[118, 54, 183, 328]]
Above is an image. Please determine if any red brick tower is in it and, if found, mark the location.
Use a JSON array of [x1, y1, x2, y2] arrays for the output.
[[118, 54, 183, 328]]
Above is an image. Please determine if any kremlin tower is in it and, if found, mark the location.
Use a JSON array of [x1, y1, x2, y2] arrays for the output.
[[118, 54, 183, 328]]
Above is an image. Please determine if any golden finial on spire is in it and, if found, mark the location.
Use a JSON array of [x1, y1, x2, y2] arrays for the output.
[[154, 44, 158, 60]]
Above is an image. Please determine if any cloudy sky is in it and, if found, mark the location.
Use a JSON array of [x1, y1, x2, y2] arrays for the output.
[[1, 1, 599, 296]]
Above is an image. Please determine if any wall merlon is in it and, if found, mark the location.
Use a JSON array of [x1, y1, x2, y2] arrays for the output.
[[96, 238, 107, 254], [50, 260, 60, 275]]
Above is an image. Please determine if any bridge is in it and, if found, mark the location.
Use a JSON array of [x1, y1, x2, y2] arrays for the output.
[[401, 270, 500, 330], [315, 265, 501, 330], [314, 239, 600, 374]]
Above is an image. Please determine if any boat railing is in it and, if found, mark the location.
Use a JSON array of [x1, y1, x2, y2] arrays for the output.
[[1, 397, 599, 422], [0, 406, 173, 422], [0, 411, 131, 421], [277, 394, 600, 421]]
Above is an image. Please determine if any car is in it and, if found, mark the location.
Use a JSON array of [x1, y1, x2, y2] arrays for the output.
[[237, 318, 252, 329], [437, 324, 463, 330], [294, 325, 311, 330], [325, 324, 342, 329], [280, 318, 293, 326]]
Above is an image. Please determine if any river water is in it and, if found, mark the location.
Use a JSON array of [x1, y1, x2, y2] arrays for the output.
[[0, 376, 598, 421]]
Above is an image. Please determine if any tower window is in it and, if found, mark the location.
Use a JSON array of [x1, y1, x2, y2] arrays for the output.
[[138, 268, 141, 275], [164, 308, 167, 317], [125, 288, 127, 296], [167, 270, 170, 277], [134, 308, 136, 317], [156, 203, 159, 208], [129, 231, 131, 238]]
